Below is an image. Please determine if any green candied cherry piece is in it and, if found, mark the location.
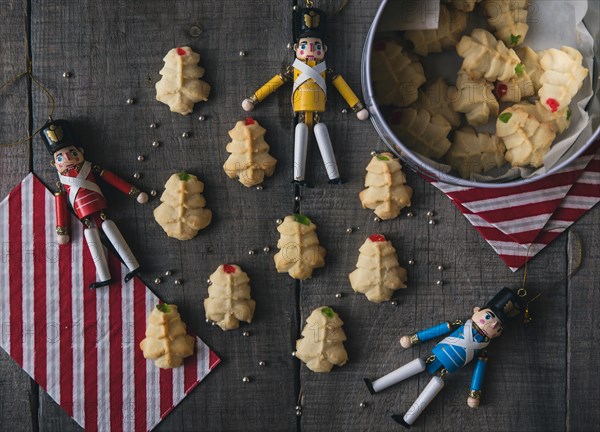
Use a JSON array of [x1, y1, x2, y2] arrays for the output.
[[515, 63, 525, 75], [156, 303, 171, 313], [376, 154, 390, 161], [179, 171, 191, 181], [567, 109, 572, 120], [499, 112, 513, 123], [321, 307, 335, 319], [509, 34, 521, 46], [293, 214, 311, 226]]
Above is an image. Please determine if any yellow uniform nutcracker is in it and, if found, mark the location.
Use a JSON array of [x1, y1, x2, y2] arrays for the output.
[[242, 6, 369, 186]]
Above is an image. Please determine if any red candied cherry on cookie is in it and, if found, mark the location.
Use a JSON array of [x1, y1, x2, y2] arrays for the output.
[[546, 98, 560, 113], [244, 117, 256, 125], [223, 264, 236, 274], [369, 234, 386, 242], [176, 47, 187, 56]]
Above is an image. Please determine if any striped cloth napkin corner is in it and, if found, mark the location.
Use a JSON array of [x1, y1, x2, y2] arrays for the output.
[[428, 141, 600, 272]]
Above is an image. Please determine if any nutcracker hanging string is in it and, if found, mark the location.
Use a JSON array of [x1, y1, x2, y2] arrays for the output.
[[0, 60, 55, 147]]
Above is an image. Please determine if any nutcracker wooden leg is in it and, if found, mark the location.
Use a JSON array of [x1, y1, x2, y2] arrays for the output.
[[100, 219, 141, 282], [314, 122, 345, 184], [83, 224, 112, 289], [293, 122, 309, 185], [364, 358, 427, 395], [391, 371, 447, 429]]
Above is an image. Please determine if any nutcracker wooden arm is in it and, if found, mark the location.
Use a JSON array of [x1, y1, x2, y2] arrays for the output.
[[400, 320, 463, 348]]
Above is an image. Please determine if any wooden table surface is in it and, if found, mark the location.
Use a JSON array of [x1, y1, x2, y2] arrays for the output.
[[1, 1, 599, 431]]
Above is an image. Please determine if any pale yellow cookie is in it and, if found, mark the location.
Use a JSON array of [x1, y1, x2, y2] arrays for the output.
[[155, 46, 211, 115], [450, 71, 499, 126], [388, 108, 452, 159], [295, 306, 348, 373], [349, 234, 407, 303], [204, 264, 256, 331], [482, 0, 529, 47], [154, 172, 212, 240], [446, 127, 506, 179], [273, 215, 325, 280], [223, 118, 277, 187], [139, 304, 195, 369], [412, 78, 461, 128], [496, 46, 542, 103], [405, 5, 467, 56], [448, 0, 482, 12], [359, 152, 413, 220]]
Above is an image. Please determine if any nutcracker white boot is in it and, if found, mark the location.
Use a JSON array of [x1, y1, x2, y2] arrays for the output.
[[84, 227, 112, 289], [314, 123, 345, 184], [364, 358, 427, 394], [392, 375, 445, 429], [101, 219, 141, 282]]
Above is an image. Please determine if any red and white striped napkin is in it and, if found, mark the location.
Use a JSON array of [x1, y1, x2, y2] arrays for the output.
[[428, 142, 600, 271], [0, 173, 220, 432]]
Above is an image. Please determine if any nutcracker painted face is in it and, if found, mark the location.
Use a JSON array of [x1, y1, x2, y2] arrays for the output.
[[472, 307, 504, 339], [295, 37, 327, 61], [53, 145, 85, 173]]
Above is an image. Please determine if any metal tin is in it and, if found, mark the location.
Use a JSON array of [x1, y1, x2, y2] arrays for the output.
[[362, 0, 600, 188]]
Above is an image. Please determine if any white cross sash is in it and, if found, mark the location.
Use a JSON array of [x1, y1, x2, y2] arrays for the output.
[[443, 320, 489, 365], [292, 59, 327, 96], [58, 161, 104, 207]]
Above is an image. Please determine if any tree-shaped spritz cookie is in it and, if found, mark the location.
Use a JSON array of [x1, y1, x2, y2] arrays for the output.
[[349, 234, 408, 303], [359, 152, 413, 220], [412, 78, 461, 128], [154, 172, 212, 240], [404, 5, 467, 56], [456, 28, 520, 82], [446, 127, 506, 179], [204, 264, 256, 331], [223, 118, 277, 187], [155, 46, 211, 115], [295, 306, 348, 372], [274, 215, 326, 280], [449, 0, 482, 12], [538, 47, 588, 114], [482, 0, 529, 47], [450, 71, 499, 126], [495, 104, 557, 168], [139, 304, 195, 369], [496, 46, 542, 103], [388, 108, 452, 159], [371, 40, 426, 107]]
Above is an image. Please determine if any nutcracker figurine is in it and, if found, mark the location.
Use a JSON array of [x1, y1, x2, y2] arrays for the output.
[[41, 119, 148, 289], [242, 6, 369, 186], [364, 288, 526, 428]]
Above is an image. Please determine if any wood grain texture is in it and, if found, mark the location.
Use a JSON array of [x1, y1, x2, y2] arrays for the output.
[[0, 0, 598, 431]]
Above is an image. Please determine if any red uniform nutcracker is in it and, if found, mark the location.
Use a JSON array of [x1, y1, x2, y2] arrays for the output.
[[42, 119, 148, 289]]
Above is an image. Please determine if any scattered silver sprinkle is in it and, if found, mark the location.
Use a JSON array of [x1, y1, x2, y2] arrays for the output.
[[295, 405, 302, 410], [341, 108, 348, 114], [287, 43, 294, 50], [296, 410, 302, 417], [335, 293, 343, 299], [429, 220, 436, 226], [276, 218, 283, 225], [259, 361, 266, 367], [293, 5, 299, 11], [242, 376, 251, 383], [152, 141, 160, 148], [370, 151, 377, 156], [243, 331, 251, 337], [211, 321, 217, 326], [437, 265, 444, 271], [189, 25, 203, 37], [205, 318, 211, 323], [408, 259, 415, 265], [248, 249, 255, 255], [374, 217, 381, 223], [62, 71, 71, 78], [207, 279, 212, 285], [154, 277, 162, 284], [133, 172, 141, 179], [174, 279, 182, 285], [149, 122, 157, 129], [360, 402, 367, 408], [292, 351, 297, 357], [137, 155, 145, 162], [390, 301, 398, 306], [150, 189, 157, 197], [436, 280, 444, 286], [263, 246, 270, 253], [256, 185, 263, 191], [295, 196, 301, 202], [406, 212, 414, 218], [126, 98, 134, 105], [346, 227, 353, 234], [198, 115, 206, 121], [239, 50, 247, 57], [165, 270, 172, 276], [426, 211, 435, 217], [181, 132, 190, 138]]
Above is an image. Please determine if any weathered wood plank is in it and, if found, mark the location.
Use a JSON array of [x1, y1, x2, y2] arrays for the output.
[[0, 1, 38, 431], [567, 207, 600, 432]]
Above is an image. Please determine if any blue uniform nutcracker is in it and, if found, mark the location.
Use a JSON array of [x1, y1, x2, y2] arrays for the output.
[[364, 288, 526, 428]]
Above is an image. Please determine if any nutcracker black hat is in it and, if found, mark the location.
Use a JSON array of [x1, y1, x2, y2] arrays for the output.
[[41, 119, 77, 155], [485, 288, 526, 324], [294, 7, 326, 41]]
